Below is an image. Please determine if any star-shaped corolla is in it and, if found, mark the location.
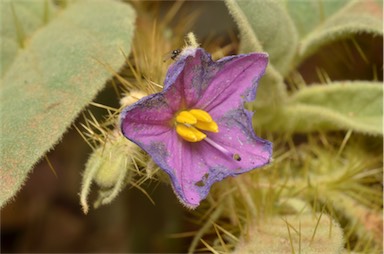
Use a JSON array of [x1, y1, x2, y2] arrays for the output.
[[120, 47, 272, 209]]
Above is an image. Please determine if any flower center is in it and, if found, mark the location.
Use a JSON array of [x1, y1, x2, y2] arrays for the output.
[[175, 109, 218, 142]]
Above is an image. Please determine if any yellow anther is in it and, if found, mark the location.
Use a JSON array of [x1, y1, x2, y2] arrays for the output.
[[176, 111, 197, 125], [176, 124, 206, 142], [189, 126, 207, 141], [175, 109, 218, 142], [194, 120, 219, 133], [189, 109, 212, 123]]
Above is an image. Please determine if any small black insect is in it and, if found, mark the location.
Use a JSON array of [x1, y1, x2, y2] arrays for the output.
[[171, 49, 181, 60], [163, 49, 181, 62]]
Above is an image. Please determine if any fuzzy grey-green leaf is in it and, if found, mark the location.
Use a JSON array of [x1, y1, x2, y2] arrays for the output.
[[283, 0, 350, 38], [1, 0, 58, 76], [297, 0, 383, 63], [0, 0, 136, 207], [225, 0, 298, 76], [257, 81, 383, 135], [225, 0, 290, 106]]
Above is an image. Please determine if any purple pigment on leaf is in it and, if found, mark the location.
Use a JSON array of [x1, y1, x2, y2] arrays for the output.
[[120, 47, 272, 209]]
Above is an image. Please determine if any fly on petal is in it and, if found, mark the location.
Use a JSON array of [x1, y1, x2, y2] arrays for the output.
[[120, 46, 272, 209]]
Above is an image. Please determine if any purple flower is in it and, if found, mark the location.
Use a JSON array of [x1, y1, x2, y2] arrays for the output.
[[120, 47, 272, 208]]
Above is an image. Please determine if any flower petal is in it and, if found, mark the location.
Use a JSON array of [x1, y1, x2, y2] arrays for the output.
[[165, 109, 272, 208], [162, 48, 213, 111], [207, 109, 273, 171], [121, 112, 204, 207], [196, 52, 268, 118], [163, 48, 268, 115], [120, 92, 206, 207], [120, 93, 174, 142], [123, 109, 272, 209]]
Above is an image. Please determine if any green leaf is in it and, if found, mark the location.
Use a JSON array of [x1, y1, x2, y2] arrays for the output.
[[256, 81, 383, 135], [234, 213, 344, 254], [1, 0, 58, 76], [295, 0, 383, 63], [225, 0, 298, 76], [225, 0, 295, 106], [283, 0, 350, 39], [0, 0, 136, 207], [253, 65, 287, 108]]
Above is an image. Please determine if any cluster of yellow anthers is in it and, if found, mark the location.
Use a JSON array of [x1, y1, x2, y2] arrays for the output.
[[175, 109, 218, 142]]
